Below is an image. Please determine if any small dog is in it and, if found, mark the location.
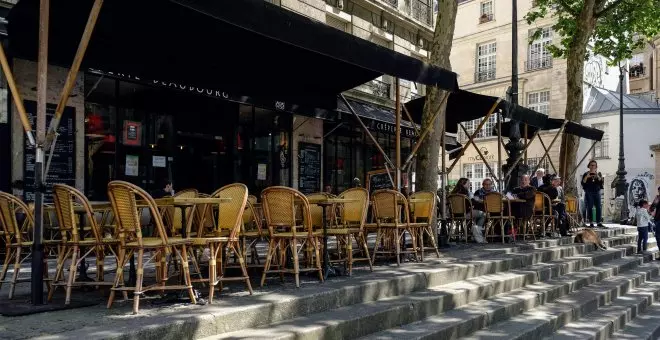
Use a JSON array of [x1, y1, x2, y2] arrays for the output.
[[574, 229, 607, 250]]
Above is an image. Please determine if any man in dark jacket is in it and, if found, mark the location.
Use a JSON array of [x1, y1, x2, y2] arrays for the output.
[[513, 175, 536, 219], [581, 160, 604, 228]]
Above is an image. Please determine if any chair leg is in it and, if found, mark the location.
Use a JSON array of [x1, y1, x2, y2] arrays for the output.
[[64, 245, 79, 305], [180, 245, 197, 306], [314, 237, 323, 283], [208, 243, 217, 304], [395, 228, 401, 266], [360, 233, 373, 272], [260, 238, 276, 287], [132, 248, 145, 315], [419, 227, 425, 262], [0, 247, 14, 291], [372, 228, 383, 265], [233, 242, 253, 295], [291, 237, 300, 288], [9, 246, 22, 299], [346, 235, 353, 276], [48, 245, 69, 302]]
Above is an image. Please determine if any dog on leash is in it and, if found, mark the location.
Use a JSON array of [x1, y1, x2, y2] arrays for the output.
[[574, 229, 607, 250]]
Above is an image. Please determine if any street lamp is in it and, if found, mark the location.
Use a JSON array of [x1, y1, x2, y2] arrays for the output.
[[502, 0, 528, 191], [613, 62, 629, 222]]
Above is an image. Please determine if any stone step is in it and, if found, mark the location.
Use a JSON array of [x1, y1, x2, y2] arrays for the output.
[[201, 245, 643, 340], [609, 303, 660, 339], [18, 228, 641, 340], [358, 251, 654, 340], [461, 258, 660, 339], [545, 276, 660, 339]]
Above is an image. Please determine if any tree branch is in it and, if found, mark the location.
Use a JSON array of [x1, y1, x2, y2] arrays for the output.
[[595, 0, 626, 18], [556, 0, 579, 16]]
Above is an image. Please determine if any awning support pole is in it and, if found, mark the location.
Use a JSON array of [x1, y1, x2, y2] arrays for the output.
[[504, 132, 541, 179], [568, 140, 598, 179], [531, 120, 568, 175], [439, 114, 447, 245], [32, 0, 50, 306], [0, 43, 35, 146], [497, 110, 503, 191], [537, 137, 558, 174], [44, 0, 104, 154], [402, 94, 450, 169], [524, 124, 528, 163], [395, 78, 401, 190], [323, 122, 345, 138], [340, 94, 395, 169], [446, 98, 502, 174], [402, 102, 420, 137], [459, 123, 499, 182]]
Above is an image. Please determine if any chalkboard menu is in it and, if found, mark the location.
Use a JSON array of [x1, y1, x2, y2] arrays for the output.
[[23, 101, 76, 202], [298, 142, 321, 194], [366, 169, 394, 194]]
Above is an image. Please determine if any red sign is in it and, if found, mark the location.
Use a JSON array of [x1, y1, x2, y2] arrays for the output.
[[123, 121, 141, 146]]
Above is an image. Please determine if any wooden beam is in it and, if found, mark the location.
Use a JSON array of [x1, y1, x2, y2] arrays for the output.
[[0, 43, 35, 146], [402, 93, 450, 169], [531, 120, 567, 175], [459, 123, 499, 182], [568, 140, 598, 178], [504, 132, 540, 179], [401, 101, 420, 137]]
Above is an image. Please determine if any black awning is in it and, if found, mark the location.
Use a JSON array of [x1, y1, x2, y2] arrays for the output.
[[404, 90, 505, 134], [495, 118, 604, 141], [7, 0, 458, 110]]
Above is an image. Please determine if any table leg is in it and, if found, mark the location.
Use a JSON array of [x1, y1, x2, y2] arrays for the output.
[[322, 207, 337, 279], [77, 212, 93, 282]]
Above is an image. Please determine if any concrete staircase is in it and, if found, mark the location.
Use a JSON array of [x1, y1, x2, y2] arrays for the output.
[[20, 225, 660, 340], [195, 226, 660, 340]]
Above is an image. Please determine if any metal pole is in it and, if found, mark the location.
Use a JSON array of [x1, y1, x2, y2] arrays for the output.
[[614, 63, 629, 221], [32, 0, 50, 306], [439, 112, 447, 248], [395, 78, 401, 191], [497, 111, 503, 191]]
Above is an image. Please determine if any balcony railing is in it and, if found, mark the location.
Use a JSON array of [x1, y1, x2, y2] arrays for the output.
[[356, 79, 391, 98], [383, 0, 398, 8], [630, 64, 646, 78], [525, 56, 553, 71], [475, 69, 496, 82], [479, 13, 493, 23], [412, 0, 433, 26]]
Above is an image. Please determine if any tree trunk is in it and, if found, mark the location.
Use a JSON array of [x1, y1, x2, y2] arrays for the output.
[[415, 0, 457, 193], [559, 0, 597, 195]]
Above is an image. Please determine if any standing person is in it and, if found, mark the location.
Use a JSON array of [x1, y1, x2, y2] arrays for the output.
[[650, 187, 660, 255], [635, 200, 653, 254], [581, 160, 604, 228], [531, 168, 545, 188]]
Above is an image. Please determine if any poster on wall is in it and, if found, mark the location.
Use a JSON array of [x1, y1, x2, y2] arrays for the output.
[[626, 169, 655, 211], [123, 121, 142, 146], [257, 164, 267, 181], [22, 100, 76, 202], [125, 155, 139, 176]]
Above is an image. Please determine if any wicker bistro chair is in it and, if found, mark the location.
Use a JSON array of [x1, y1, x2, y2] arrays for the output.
[[325, 188, 372, 276], [532, 192, 555, 238], [260, 187, 323, 287], [409, 191, 441, 261], [447, 194, 472, 243], [106, 181, 196, 314], [191, 183, 252, 303], [47, 184, 120, 304], [565, 195, 581, 233], [371, 190, 419, 266], [0, 192, 57, 299], [483, 192, 515, 243]]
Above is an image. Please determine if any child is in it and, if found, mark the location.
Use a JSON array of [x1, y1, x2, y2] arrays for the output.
[[635, 200, 654, 254]]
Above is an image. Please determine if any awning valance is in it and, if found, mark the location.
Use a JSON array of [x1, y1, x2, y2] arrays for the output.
[[8, 0, 458, 110], [496, 118, 604, 141]]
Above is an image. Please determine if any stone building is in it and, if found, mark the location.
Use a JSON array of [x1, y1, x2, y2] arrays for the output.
[[447, 0, 620, 191], [628, 36, 660, 102]]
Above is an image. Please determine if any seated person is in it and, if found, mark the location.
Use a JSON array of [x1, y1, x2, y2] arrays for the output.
[[471, 179, 496, 243], [512, 175, 536, 220], [550, 176, 569, 236]]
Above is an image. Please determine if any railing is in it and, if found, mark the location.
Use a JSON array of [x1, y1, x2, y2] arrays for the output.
[[525, 56, 553, 71], [356, 79, 391, 98], [325, 0, 342, 7], [412, 0, 433, 26], [383, 0, 398, 8], [475, 69, 496, 82], [630, 64, 646, 78], [479, 13, 493, 23]]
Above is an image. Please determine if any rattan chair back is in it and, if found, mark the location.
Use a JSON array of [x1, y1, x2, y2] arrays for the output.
[[52, 184, 103, 243], [0, 192, 33, 245]]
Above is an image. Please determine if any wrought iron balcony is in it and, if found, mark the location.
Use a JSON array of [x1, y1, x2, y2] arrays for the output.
[[630, 64, 646, 78], [412, 0, 433, 26], [475, 69, 496, 83], [525, 57, 553, 71], [383, 0, 398, 8], [356, 79, 391, 98]]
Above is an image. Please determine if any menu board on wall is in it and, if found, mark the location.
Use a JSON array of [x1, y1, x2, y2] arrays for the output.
[[366, 169, 395, 194], [298, 142, 321, 194], [23, 101, 76, 202]]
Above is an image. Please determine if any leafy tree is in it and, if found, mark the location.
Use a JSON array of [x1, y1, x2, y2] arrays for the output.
[[415, 0, 458, 193], [526, 0, 660, 194]]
